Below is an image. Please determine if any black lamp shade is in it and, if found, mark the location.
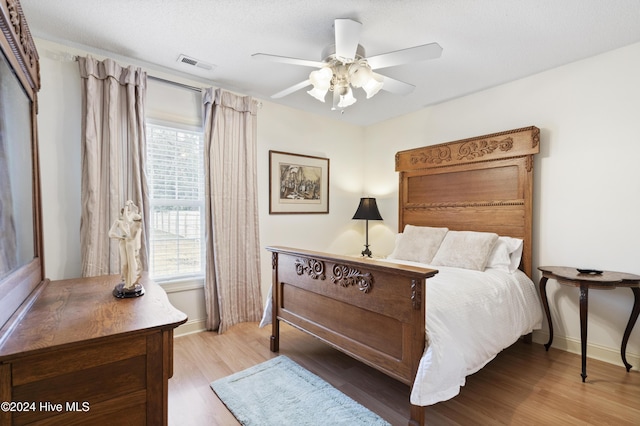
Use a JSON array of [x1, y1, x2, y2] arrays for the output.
[[352, 197, 383, 221]]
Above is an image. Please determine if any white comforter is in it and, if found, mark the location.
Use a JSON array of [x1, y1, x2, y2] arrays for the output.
[[384, 259, 543, 405], [260, 261, 542, 406]]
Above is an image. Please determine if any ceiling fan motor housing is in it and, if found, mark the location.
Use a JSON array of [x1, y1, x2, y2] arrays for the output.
[[322, 43, 366, 64]]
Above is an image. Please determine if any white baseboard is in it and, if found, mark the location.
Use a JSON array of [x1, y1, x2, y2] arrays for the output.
[[174, 318, 206, 337], [532, 331, 640, 369]]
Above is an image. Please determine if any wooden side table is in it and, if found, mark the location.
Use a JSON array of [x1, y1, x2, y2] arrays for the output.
[[538, 266, 640, 382]]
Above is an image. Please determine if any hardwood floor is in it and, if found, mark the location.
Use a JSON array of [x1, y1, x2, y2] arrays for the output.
[[169, 322, 640, 425]]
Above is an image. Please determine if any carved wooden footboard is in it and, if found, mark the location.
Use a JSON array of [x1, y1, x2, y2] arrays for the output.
[[267, 246, 437, 425]]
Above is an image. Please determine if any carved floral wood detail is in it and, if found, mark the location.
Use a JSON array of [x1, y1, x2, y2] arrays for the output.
[[409, 145, 452, 166], [331, 264, 373, 293], [526, 155, 534, 172], [457, 137, 513, 160], [407, 136, 516, 165], [411, 279, 421, 310], [6, 0, 37, 69], [294, 257, 325, 280], [398, 126, 539, 173], [531, 126, 540, 149], [292, 257, 374, 293]]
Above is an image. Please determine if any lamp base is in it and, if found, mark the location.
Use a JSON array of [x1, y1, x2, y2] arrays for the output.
[[361, 245, 372, 258]]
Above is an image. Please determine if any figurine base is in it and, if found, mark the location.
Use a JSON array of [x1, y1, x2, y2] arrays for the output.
[[113, 282, 145, 298]]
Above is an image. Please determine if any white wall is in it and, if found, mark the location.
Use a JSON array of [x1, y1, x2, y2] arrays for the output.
[[256, 102, 366, 303], [38, 46, 83, 281], [34, 34, 640, 366], [365, 41, 640, 367]]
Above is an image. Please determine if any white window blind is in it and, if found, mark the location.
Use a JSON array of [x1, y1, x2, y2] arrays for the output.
[[146, 123, 205, 280]]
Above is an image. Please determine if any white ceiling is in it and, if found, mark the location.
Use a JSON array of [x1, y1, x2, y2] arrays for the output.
[[20, 0, 640, 126]]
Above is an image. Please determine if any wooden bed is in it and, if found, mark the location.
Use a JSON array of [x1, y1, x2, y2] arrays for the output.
[[267, 126, 540, 426]]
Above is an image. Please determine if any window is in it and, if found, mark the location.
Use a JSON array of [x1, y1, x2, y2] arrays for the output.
[[146, 123, 205, 281]]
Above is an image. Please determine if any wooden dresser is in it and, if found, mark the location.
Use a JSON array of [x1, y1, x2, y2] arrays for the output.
[[0, 274, 187, 425]]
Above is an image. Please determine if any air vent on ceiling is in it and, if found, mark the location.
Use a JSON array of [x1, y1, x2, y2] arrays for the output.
[[177, 54, 215, 71]]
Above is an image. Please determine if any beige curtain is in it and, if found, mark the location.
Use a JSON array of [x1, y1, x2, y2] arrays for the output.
[[78, 56, 149, 277], [203, 88, 262, 333]]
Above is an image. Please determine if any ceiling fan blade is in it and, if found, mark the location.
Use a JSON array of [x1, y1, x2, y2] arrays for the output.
[[334, 18, 362, 62], [271, 79, 311, 99], [380, 75, 415, 96], [252, 53, 325, 68], [366, 42, 443, 70]]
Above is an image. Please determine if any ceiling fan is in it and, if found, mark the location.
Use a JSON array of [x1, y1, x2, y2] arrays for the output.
[[252, 18, 442, 111]]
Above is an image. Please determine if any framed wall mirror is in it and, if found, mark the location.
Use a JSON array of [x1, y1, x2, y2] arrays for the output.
[[0, 0, 44, 332]]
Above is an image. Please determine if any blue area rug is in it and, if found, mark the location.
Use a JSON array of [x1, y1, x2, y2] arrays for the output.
[[210, 355, 390, 426]]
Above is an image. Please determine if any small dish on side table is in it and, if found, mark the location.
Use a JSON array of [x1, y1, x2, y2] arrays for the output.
[[577, 268, 603, 275]]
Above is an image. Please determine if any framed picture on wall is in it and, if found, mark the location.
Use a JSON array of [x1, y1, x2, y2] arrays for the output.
[[269, 150, 329, 214]]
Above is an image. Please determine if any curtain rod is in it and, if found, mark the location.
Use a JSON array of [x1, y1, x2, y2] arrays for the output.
[[72, 55, 204, 93], [148, 75, 203, 93]]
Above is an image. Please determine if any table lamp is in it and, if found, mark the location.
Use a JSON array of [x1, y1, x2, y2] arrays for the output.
[[352, 197, 383, 257]]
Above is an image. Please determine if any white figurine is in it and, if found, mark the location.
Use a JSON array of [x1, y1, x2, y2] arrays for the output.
[[108, 200, 142, 290]]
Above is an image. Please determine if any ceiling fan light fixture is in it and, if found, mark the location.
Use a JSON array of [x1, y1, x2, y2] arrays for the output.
[[348, 60, 372, 87], [331, 89, 340, 110], [307, 87, 328, 102], [362, 72, 384, 99], [307, 67, 333, 102], [337, 86, 357, 108], [308, 59, 383, 109]]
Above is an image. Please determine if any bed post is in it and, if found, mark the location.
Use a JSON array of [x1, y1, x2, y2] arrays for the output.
[[270, 251, 280, 352], [409, 276, 427, 426], [409, 405, 425, 426]]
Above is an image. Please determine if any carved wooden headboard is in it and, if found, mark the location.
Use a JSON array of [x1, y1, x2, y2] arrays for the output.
[[395, 126, 540, 277]]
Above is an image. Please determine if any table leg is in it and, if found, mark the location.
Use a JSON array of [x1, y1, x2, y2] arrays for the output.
[[579, 284, 589, 382], [539, 276, 553, 350], [621, 287, 640, 372]]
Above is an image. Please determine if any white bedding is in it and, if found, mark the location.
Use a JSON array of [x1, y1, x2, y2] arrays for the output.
[[260, 260, 542, 407], [383, 259, 542, 405]]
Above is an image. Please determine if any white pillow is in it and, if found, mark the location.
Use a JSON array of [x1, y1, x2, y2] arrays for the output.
[[387, 225, 448, 264], [486, 236, 524, 273], [431, 230, 499, 271]]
